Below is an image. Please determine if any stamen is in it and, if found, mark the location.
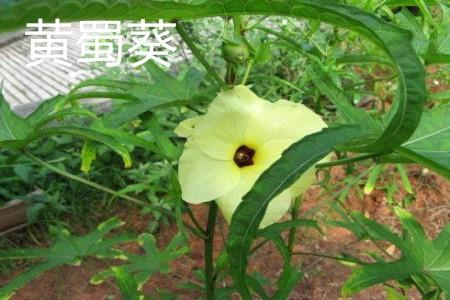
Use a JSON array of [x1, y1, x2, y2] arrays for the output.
[[234, 145, 255, 167]]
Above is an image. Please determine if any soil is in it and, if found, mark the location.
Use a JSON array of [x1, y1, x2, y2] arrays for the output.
[[0, 164, 448, 300]]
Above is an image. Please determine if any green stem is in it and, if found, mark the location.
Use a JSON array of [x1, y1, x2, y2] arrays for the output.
[[292, 251, 366, 265], [233, 16, 243, 36], [288, 196, 303, 252], [0, 157, 67, 169], [287, 19, 327, 57], [252, 75, 304, 93], [186, 204, 207, 235], [225, 62, 236, 85], [316, 153, 378, 169], [344, 74, 398, 89], [176, 22, 227, 89], [241, 59, 254, 85], [250, 238, 269, 255], [24, 150, 171, 215], [67, 91, 138, 102], [205, 202, 218, 300], [185, 223, 208, 240], [255, 26, 321, 62], [246, 16, 269, 31]]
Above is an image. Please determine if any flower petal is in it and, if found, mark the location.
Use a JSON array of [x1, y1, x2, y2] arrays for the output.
[[178, 147, 240, 204], [208, 85, 263, 116], [216, 180, 292, 228], [289, 154, 331, 197], [216, 165, 291, 228], [192, 112, 248, 161], [254, 138, 295, 169], [269, 100, 328, 140], [261, 189, 292, 228], [289, 168, 317, 198], [174, 116, 203, 138]]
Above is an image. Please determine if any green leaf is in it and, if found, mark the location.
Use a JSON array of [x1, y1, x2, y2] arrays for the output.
[[395, 8, 429, 55], [426, 2, 450, 63], [425, 226, 450, 295], [81, 141, 97, 174], [351, 212, 411, 256], [227, 125, 363, 299], [429, 90, 450, 102], [385, 287, 408, 300], [32, 107, 97, 129], [425, 22, 450, 64], [91, 125, 160, 154], [41, 126, 132, 168], [343, 208, 450, 297], [306, 61, 383, 146], [342, 261, 419, 296], [13, 164, 33, 183], [0, 91, 31, 142], [91, 233, 189, 288], [336, 54, 394, 66], [25, 95, 67, 127], [396, 164, 414, 194], [254, 43, 271, 65], [0, 0, 427, 153], [269, 235, 303, 300], [83, 62, 210, 129], [328, 202, 367, 240], [364, 164, 383, 195], [0, 218, 133, 299], [397, 105, 450, 179], [111, 267, 142, 300], [140, 115, 180, 160]]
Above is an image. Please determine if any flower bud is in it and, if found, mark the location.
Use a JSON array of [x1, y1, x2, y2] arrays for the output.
[[221, 37, 250, 65]]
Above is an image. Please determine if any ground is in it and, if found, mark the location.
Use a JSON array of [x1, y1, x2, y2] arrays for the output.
[[0, 165, 449, 300]]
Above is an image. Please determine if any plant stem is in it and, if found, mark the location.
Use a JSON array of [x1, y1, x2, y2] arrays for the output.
[[250, 238, 269, 255], [185, 223, 208, 240], [175, 22, 227, 89], [255, 26, 320, 63], [233, 16, 243, 36], [67, 91, 138, 102], [186, 204, 207, 235], [241, 59, 254, 85], [252, 75, 304, 93], [246, 16, 269, 31], [225, 63, 236, 85], [288, 196, 303, 252], [24, 150, 171, 215], [205, 202, 218, 300], [292, 251, 366, 265], [315, 153, 378, 169], [344, 74, 398, 89]]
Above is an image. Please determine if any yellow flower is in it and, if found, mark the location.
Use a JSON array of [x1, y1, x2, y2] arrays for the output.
[[176, 85, 328, 227]]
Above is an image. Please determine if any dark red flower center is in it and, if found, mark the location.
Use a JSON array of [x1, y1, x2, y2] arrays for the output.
[[234, 145, 255, 168]]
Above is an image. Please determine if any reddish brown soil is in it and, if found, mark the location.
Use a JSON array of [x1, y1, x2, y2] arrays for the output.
[[0, 164, 448, 300]]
